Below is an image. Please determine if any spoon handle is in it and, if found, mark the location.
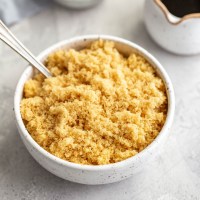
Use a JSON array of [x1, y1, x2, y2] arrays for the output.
[[0, 20, 52, 78]]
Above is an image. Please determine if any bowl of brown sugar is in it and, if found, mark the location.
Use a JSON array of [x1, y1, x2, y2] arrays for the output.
[[14, 35, 175, 185]]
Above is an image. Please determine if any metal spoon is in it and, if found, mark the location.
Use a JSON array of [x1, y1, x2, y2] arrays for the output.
[[0, 20, 52, 78]]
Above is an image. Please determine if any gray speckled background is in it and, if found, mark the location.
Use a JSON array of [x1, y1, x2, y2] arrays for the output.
[[0, 0, 53, 26], [0, 0, 200, 199]]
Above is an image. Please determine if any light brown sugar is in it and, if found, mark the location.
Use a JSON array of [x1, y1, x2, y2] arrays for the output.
[[20, 40, 167, 165]]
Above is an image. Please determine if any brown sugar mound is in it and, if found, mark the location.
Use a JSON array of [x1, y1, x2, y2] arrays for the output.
[[20, 40, 167, 165]]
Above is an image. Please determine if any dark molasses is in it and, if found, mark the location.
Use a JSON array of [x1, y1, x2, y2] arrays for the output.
[[161, 0, 200, 17]]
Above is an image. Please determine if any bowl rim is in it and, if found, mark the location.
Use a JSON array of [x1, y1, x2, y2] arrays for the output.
[[14, 34, 175, 171]]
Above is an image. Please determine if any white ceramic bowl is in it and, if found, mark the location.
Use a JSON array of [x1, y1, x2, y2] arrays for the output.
[[54, 0, 102, 9], [14, 35, 175, 185]]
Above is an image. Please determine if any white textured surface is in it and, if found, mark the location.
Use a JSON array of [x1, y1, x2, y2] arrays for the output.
[[0, 0, 200, 199]]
